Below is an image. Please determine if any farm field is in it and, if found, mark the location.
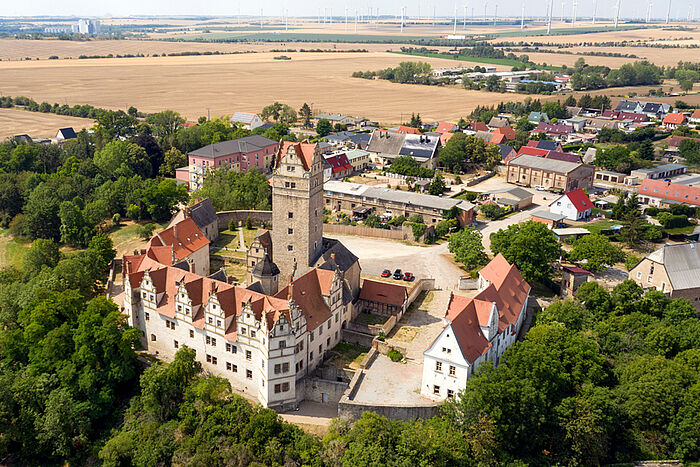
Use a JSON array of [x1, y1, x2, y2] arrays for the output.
[[0, 51, 540, 124], [0, 108, 94, 140]]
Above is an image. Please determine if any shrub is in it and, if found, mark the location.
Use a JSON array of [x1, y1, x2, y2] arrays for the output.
[[137, 223, 156, 240], [625, 254, 641, 271], [112, 213, 121, 225], [411, 222, 426, 241], [408, 214, 424, 224], [479, 203, 508, 220], [644, 207, 660, 216], [377, 331, 386, 342], [387, 349, 403, 362], [228, 219, 237, 231], [245, 216, 253, 230]]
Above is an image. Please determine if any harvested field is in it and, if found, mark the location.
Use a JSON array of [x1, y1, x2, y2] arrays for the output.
[[0, 52, 533, 125], [0, 108, 94, 140]]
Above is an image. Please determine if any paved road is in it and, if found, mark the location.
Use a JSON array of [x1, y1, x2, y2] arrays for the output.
[[326, 234, 464, 290]]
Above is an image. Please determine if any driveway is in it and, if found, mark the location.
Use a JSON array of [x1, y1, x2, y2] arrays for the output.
[[326, 234, 465, 290]]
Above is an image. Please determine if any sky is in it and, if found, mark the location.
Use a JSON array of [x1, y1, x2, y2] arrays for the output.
[[4, 0, 698, 21]]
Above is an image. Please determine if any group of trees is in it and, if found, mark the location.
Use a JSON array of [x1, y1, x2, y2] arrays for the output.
[[570, 59, 663, 91], [385, 155, 435, 179], [438, 133, 501, 173], [353, 61, 433, 84]]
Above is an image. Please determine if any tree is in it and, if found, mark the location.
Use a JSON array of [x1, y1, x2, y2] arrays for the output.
[[261, 102, 296, 124], [490, 220, 563, 283], [192, 166, 270, 211], [137, 223, 156, 240], [439, 133, 501, 173], [127, 106, 138, 117], [145, 110, 185, 138], [428, 172, 446, 195], [479, 203, 507, 220], [680, 79, 694, 94], [569, 234, 625, 272], [94, 140, 152, 179], [316, 118, 332, 137], [408, 113, 422, 128], [24, 238, 61, 272], [299, 103, 312, 127], [159, 148, 187, 177], [678, 139, 700, 164], [88, 234, 116, 266], [448, 226, 488, 270]]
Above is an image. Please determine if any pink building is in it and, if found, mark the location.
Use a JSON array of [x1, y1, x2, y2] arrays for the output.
[[187, 135, 279, 173]]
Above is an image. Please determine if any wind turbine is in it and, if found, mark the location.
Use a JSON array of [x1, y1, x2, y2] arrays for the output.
[[494, 4, 497, 26], [521, 1, 525, 29], [614, 0, 621, 27], [592, 0, 597, 23], [666, 0, 672, 23], [547, 0, 553, 33], [646, 0, 652, 22], [453, 3, 458, 34], [572, 0, 577, 25], [355, 9, 358, 32], [464, 4, 468, 29], [345, 6, 348, 31]]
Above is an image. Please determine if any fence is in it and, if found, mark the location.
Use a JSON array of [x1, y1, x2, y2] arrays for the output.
[[324, 223, 408, 240]]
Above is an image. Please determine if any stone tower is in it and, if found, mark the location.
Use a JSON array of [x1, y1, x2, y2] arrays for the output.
[[271, 141, 324, 282], [250, 252, 280, 296]]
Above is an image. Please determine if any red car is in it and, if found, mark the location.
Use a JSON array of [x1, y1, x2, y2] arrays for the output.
[[403, 272, 414, 281], [381, 269, 391, 278]]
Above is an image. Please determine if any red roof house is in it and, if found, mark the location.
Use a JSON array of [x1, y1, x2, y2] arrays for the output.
[[397, 125, 423, 135], [663, 113, 688, 129], [637, 179, 700, 207], [435, 121, 458, 133], [549, 189, 593, 221]]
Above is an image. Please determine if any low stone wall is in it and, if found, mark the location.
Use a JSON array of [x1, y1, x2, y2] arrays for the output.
[[324, 223, 407, 240], [458, 276, 479, 290], [216, 210, 272, 230], [338, 401, 440, 422], [342, 328, 375, 348], [372, 340, 407, 357], [302, 378, 349, 405], [407, 277, 436, 301]]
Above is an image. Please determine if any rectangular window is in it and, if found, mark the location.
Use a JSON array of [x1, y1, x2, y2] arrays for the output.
[[208, 317, 213, 324], [449, 365, 456, 376], [288, 212, 293, 219], [206, 336, 211, 345], [282, 362, 289, 373], [206, 354, 212, 363], [433, 385, 440, 395], [226, 362, 232, 371], [274, 384, 281, 393], [150, 334, 156, 341], [189, 330, 194, 338], [217, 319, 221, 327], [250, 331, 256, 338], [246, 369, 252, 379], [212, 356, 217, 365], [288, 228, 293, 234], [145, 312, 150, 321], [275, 364, 281, 374], [287, 245, 293, 251], [279, 340, 286, 349], [282, 382, 290, 392], [447, 389, 455, 399], [310, 331, 314, 342], [246, 350, 252, 360], [435, 361, 442, 372], [174, 340, 179, 349], [211, 338, 216, 347], [310, 351, 314, 360]]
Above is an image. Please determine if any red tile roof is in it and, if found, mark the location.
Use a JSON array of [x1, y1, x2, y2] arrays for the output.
[[325, 153, 353, 173], [494, 126, 515, 140], [668, 135, 700, 148], [469, 122, 489, 132], [534, 122, 574, 135], [440, 132, 455, 146], [275, 268, 335, 331], [663, 113, 688, 125], [691, 109, 700, 119], [359, 279, 408, 307], [279, 141, 317, 170], [545, 151, 581, 163], [558, 189, 593, 213], [397, 126, 422, 135], [638, 178, 700, 206], [435, 121, 457, 133], [441, 254, 530, 363], [562, 265, 591, 274], [149, 218, 210, 262], [517, 146, 550, 158]]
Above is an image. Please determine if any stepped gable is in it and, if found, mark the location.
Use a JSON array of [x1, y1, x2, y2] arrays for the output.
[[277, 141, 317, 170]]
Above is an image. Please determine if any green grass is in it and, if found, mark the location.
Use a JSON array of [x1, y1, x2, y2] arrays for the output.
[[664, 225, 697, 235], [329, 342, 370, 369], [214, 233, 240, 250], [391, 50, 563, 71], [109, 221, 169, 256], [0, 229, 31, 269], [355, 312, 388, 326]]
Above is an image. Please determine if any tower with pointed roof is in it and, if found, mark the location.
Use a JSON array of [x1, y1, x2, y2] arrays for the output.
[[271, 141, 324, 282]]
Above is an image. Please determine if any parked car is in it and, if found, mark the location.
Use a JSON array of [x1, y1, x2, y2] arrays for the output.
[[403, 272, 414, 282], [393, 269, 402, 280], [535, 185, 546, 191], [381, 269, 391, 278]]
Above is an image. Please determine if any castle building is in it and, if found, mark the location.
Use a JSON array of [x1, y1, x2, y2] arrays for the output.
[[120, 141, 361, 411]]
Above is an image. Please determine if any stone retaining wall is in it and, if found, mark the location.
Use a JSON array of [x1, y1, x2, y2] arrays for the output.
[[216, 210, 272, 230]]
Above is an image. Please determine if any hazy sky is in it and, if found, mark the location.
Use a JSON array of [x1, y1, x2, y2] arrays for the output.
[[6, 0, 699, 21]]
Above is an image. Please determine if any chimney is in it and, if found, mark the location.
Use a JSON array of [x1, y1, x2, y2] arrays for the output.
[[210, 281, 216, 295], [330, 253, 336, 263], [172, 222, 178, 239], [189, 259, 196, 273]]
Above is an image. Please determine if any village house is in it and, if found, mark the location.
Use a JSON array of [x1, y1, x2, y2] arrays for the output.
[[530, 210, 566, 229], [629, 242, 700, 314], [231, 112, 264, 130], [323, 180, 476, 226], [322, 152, 354, 180], [357, 279, 409, 318], [662, 113, 689, 130], [560, 265, 590, 297], [637, 179, 700, 208], [421, 254, 530, 401], [506, 154, 595, 192], [55, 127, 77, 141], [690, 109, 700, 125], [549, 189, 593, 221], [366, 129, 440, 168], [478, 186, 533, 210], [168, 198, 220, 242], [325, 131, 371, 150]]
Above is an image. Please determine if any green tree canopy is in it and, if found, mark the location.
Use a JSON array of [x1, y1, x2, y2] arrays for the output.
[[569, 233, 625, 272], [448, 226, 488, 270]]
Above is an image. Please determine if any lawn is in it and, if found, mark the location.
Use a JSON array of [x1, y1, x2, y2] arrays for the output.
[[354, 312, 388, 326], [109, 221, 169, 257], [583, 219, 620, 235], [210, 256, 247, 284], [664, 225, 697, 235], [214, 231, 241, 250], [329, 342, 370, 370], [0, 229, 31, 269]]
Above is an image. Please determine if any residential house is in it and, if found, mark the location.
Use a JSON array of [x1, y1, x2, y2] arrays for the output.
[[637, 179, 700, 207], [465, 121, 489, 133], [527, 112, 549, 124], [549, 189, 593, 221], [526, 140, 562, 152], [564, 117, 587, 132], [323, 180, 476, 226], [478, 187, 533, 210], [55, 127, 77, 140], [602, 110, 648, 123], [585, 118, 620, 132], [325, 131, 371, 149], [358, 279, 409, 317], [231, 112, 264, 130], [497, 144, 516, 162], [641, 102, 670, 119], [629, 242, 700, 314], [344, 149, 371, 171], [314, 113, 359, 128], [440, 132, 455, 147], [435, 121, 458, 133], [366, 130, 439, 168], [493, 126, 516, 141], [506, 154, 595, 191], [421, 254, 530, 401], [615, 100, 644, 113], [323, 153, 354, 179], [487, 116, 509, 129], [662, 113, 689, 130], [12, 134, 32, 144], [397, 125, 423, 135], [667, 136, 700, 154], [532, 122, 574, 139], [690, 109, 700, 125]]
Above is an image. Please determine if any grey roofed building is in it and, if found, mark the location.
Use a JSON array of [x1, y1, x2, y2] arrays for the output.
[[325, 131, 371, 148], [231, 112, 259, 125], [56, 127, 77, 140], [12, 134, 32, 143], [251, 253, 280, 277], [529, 140, 560, 152], [187, 198, 218, 230], [367, 129, 405, 154], [642, 102, 669, 116], [530, 210, 566, 221], [474, 131, 493, 143], [488, 116, 509, 128], [615, 100, 642, 112], [188, 135, 277, 158], [367, 130, 439, 163], [507, 154, 587, 174], [481, 186, 532, 200], [646, 242, 700, 291], [399, 133, 439, 160], [497, 144, 515, 159]]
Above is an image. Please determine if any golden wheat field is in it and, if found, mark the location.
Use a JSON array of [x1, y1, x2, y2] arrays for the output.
[[0, 51, 539, 125], [0, 108, 93, 139]]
